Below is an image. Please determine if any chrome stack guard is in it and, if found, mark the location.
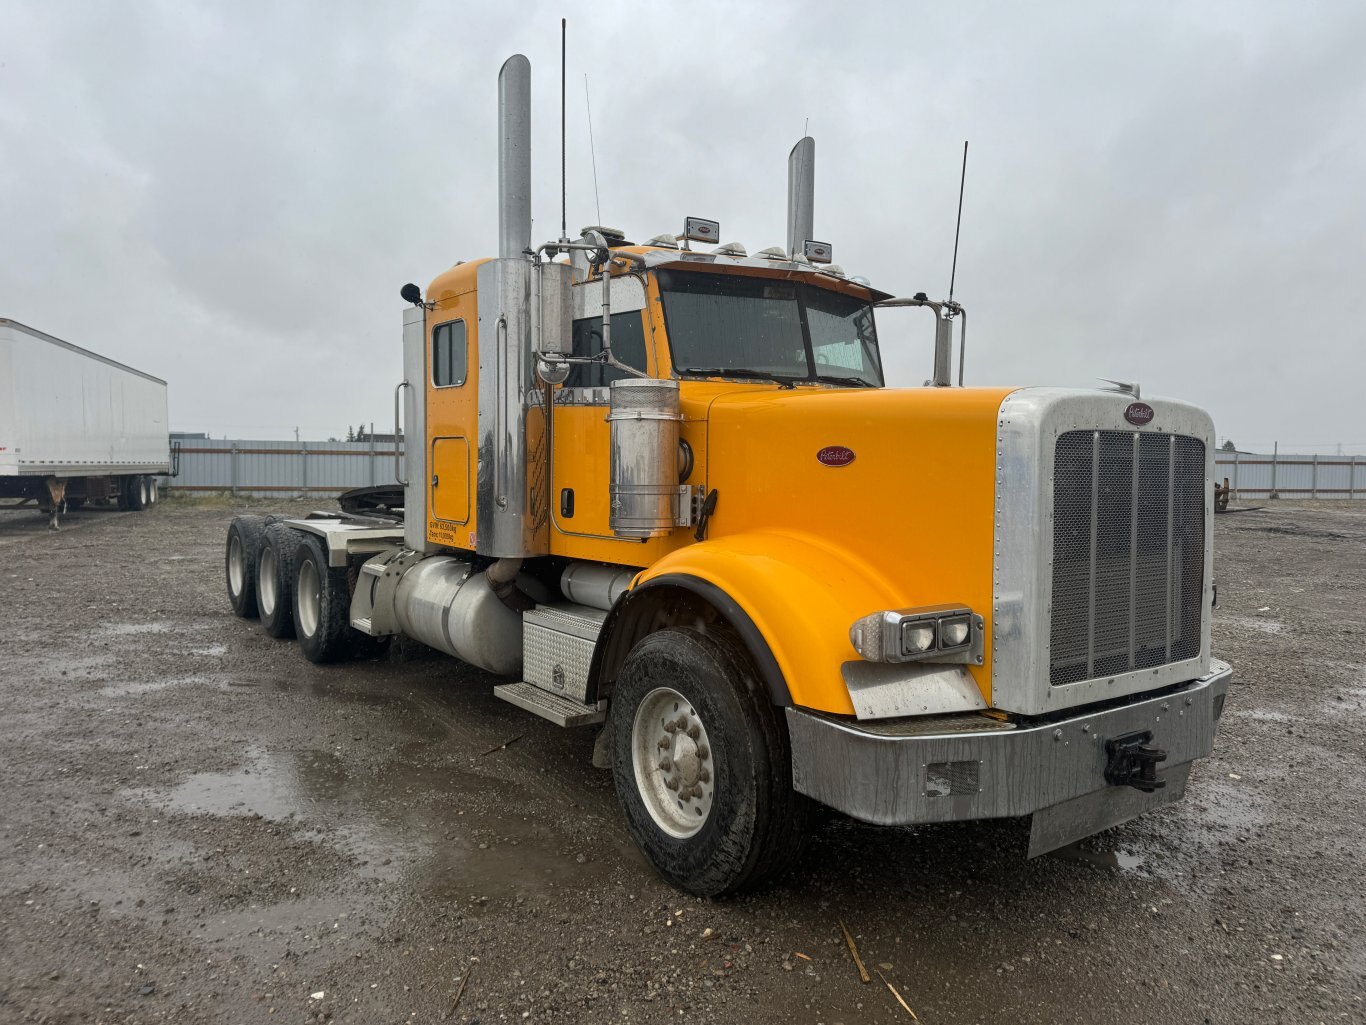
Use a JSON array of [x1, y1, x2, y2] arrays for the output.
[[787, 659, 1231, 856]]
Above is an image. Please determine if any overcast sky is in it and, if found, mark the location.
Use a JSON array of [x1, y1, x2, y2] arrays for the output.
[[3, 1, 1364, 452]]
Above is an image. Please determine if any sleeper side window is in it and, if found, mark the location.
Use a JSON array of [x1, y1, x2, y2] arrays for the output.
[[432, 321, 467, 387]]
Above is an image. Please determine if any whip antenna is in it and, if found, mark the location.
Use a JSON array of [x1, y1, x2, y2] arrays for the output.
[[560, 19, 567, 242], [584, 74, 602, 226], [948, 140, 968, 302]]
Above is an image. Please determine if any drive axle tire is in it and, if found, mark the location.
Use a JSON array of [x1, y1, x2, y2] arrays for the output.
[[293, 535, 354, 664], [225, 515, 268, 618], [257, 523, 304, 639], [608, 627, 812, 897]]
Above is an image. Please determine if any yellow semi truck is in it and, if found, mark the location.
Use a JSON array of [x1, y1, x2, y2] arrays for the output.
[[224, 53, 1230, 896]]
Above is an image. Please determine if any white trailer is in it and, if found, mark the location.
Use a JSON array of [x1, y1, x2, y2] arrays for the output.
[[0, 319, 171, 528]]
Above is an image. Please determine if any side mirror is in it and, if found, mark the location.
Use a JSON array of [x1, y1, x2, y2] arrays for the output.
[[400, 282, 424, 306]]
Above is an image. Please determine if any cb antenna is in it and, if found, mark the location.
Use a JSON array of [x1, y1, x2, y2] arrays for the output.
[[560, 18, 568, 243], [948, 140, 969, 302]]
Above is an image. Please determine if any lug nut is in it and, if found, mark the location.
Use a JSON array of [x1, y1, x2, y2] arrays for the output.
[[696, 744, 709, 760], [665, 777, 679, 791], [675, 716, 689, 731], [658, 757, 673, 772], [698, 768, 710, 784], [686, 725, 700, 740], [657, 737, 670, 750]]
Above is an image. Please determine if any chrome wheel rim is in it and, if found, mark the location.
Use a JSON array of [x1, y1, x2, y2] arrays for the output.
[[258, 546, 277, 616], [631, 686, 714, 839], [228, 536, 244, 596], [149, 479, 158, 504], [139, 477, 149, 505], [297, 558, 321, 638]]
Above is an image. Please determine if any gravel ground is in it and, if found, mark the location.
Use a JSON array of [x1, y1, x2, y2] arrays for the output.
[[0, 495, 1363, 1025]]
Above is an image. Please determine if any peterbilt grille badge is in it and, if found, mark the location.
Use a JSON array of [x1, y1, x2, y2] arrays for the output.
[[1124, 401, 1155, 426], [817, 446, 856, 467]]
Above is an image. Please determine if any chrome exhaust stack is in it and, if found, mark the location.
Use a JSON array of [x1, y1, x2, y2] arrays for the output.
[[786, 136, 815, 259], [477, 54, 549, 559]]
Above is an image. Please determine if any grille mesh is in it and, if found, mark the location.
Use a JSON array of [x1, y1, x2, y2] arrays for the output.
[[1049, 431, 1205, 686]]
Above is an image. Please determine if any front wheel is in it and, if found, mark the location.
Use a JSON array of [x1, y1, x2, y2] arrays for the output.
[[608, 627, 811, 897]]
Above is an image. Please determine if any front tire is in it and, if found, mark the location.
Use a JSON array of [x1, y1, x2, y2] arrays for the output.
[[608, 627, 811, 897], [292, 535, 354, 663]]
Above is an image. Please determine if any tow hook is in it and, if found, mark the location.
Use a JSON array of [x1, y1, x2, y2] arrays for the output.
[[1104, 731, 1168, 792]]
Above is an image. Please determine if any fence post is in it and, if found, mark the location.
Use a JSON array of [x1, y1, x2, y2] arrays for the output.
[[230, 444, 239, 497], [1232, 450, 1239, 498], [369, 434, 377, 487], [300, 444, 308, 501], [1270, 442, 1279, 499], [1311, 453, 1318, 500], [1352, 455, 1359, 500]]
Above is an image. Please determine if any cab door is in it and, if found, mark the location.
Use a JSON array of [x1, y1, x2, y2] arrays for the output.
[[549, 275, 654, 549]]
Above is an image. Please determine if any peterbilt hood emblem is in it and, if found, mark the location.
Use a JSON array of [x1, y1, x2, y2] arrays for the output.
[[817, 446, 856, 467], [1124, 401, 1155, 426]]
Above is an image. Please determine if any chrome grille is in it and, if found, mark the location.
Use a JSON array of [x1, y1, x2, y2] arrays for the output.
[[1050, 431, 1205, 686]]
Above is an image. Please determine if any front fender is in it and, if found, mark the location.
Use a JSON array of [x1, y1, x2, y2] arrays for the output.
[[633, 529, 913, 715]]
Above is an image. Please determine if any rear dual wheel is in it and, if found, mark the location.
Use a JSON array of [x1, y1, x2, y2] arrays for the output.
[[120, 475, 153, 511], [292, 535, 357, 664], [257, 523, 303, 638], [225, 515, 267, 618], [608, 627, 811, 897]]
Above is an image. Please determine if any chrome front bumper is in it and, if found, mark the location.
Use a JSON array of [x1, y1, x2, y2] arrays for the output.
[[787, 659, 1231, 855]]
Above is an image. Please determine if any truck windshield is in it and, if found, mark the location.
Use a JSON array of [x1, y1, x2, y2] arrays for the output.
[[657, 269, 883, 387]]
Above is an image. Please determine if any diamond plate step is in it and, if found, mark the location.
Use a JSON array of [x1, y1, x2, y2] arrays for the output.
[[493, 682, 606, 727]]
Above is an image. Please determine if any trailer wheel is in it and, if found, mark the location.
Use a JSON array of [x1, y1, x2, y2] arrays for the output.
[[124, 475, 148, 512], [257, 523, 304, 639], [225, 515, 268, 618], [293, 535, 353, 663], [147, 478, 159, 506], [608, 627, 811, 897]]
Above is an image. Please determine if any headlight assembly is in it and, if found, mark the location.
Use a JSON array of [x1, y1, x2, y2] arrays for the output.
[[849, 604, 983, 665]]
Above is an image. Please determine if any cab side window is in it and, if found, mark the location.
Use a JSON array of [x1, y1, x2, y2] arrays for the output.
[[566, 312, 647, 389], [432, 321, 467, 387]]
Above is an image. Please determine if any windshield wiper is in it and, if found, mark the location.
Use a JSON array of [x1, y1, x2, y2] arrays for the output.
[[679, 367, 798, 388], [810, 374, 877, 388]]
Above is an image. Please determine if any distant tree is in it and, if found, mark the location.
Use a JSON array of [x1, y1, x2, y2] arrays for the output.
[[1220, 439, 1236, 452], [346, 425, 355, 442]]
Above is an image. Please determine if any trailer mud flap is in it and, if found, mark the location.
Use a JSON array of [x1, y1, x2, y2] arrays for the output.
[[1027, 763, 1191, 858]]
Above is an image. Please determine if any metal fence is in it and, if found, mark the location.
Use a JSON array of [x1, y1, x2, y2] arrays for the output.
[[1215, 451, 1365, 500], [164, 438, 404, 498], [162, 439, 1362, 501]]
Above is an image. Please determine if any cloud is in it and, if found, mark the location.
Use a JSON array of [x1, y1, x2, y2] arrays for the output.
[[2, 0, 1363, 450]]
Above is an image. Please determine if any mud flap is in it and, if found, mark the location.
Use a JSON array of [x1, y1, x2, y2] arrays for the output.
[[1027, 763, 1191, 858]]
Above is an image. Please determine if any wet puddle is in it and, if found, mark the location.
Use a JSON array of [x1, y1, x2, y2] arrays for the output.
[[1049, 842, 1147, 873], [100, 674, 228, 698], [153, 745, 305, 820]]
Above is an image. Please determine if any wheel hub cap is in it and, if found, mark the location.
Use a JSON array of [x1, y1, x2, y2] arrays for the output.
[[631, 687, 714, 838]]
